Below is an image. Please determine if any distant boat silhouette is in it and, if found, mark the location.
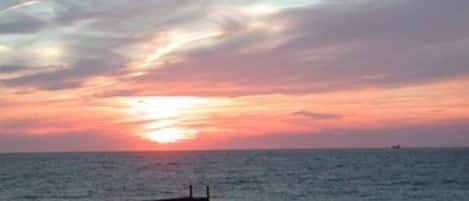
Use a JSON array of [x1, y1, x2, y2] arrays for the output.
[[391, 144, 401, 149]]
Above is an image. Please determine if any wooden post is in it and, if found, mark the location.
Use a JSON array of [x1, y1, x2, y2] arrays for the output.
[[206, 186, 210, 201], [189, 185, 193, 198]]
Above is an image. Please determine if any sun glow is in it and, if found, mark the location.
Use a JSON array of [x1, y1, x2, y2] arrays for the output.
[[129, 97, 205, 119], [126, 97, 207, 144]]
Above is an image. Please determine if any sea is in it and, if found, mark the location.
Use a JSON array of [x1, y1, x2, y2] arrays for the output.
[[0, 148, 468, 201]]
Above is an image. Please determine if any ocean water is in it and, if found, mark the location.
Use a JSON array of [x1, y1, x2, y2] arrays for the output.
[[0, 149, 468, 201]]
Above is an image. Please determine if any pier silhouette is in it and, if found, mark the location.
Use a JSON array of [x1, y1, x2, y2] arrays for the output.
[[151, 186, 209, 201]]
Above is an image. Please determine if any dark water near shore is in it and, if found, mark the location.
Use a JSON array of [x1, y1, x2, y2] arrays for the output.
[[0, 148, 468, 201]]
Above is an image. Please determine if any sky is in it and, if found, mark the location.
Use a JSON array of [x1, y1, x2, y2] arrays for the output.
[[1, 0, 469, 152]]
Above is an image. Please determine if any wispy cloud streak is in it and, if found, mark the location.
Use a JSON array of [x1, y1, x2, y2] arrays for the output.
[[0, 0, 43, 14]]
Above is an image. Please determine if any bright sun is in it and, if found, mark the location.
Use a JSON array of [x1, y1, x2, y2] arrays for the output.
[[127, 97, 205, 144], [145, 127, 198, 143]]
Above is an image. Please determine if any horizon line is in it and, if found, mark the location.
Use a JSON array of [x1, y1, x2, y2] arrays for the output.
[[1, 145, 468, 154]]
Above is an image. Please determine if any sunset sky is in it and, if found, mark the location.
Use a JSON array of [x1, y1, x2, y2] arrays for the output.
[[1, 0, 469, 152]]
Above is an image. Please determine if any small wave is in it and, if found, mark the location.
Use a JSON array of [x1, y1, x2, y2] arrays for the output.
[[411, 181, 428, 186]]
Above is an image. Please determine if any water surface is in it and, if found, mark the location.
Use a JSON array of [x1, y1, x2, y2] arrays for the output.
[[1, 148, 468, 201]]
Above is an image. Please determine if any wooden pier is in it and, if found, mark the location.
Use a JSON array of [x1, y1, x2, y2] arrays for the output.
[[151, 185, 210, 201]]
